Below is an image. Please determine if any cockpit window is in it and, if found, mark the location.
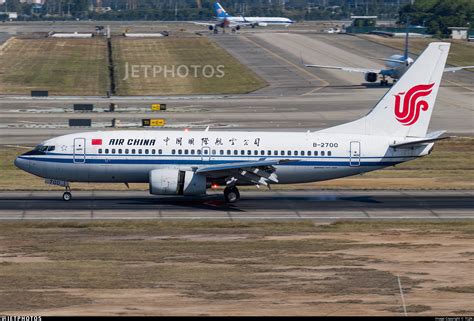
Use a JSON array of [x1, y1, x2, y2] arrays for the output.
[[33, 145, 54, 152]]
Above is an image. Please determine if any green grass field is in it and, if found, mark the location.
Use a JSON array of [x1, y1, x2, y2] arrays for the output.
[[1, 137, 472, 191], [0, 37, 109, 96], [359, 35, 474, 67], [112, 37, 266, 95]]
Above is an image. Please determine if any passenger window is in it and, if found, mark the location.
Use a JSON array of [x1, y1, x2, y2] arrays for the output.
[[254, 150, 258, 155], [301, 151, 305, 156], [220, 150, 224, 155], [105, 149, 109, 154], [152, 149, 156, 154], [98, 149, 102, 154], [287, 151, 292, 156], [273, 150, 278, 156], [307, 151, 312, 156], [234, 150, 238, 155], [197, 149, 201, 155], [158, 149, 162, 155], [227, 150, 231, 155], [212, 150, 216, 155], [145, 149, 149, 154], [132, 149, 136, 154], [178, 150, 182, 155], [260, 150, 265, 156], [184, 149, 188, 154], [119, 149, 122, 154], [328, 151, 332, 156], [321, 151, 325, 156], [281, 151, 285, 156], [112, 149, 116, 154], [294, 151, 298, 156], [314, 151, 318, 156], [267, 150, 271, 155], [240, 150, 245, 155], [172, 149, 176, 155], [138, 149, 142, 154], [203, 149, 208, 155], [247, 150, 251, 155], [190, 149, 195, 155], [125, 149, 129, 154]]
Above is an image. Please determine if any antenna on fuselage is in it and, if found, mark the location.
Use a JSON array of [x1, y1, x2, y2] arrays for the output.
[[204, 126, 210, 132]]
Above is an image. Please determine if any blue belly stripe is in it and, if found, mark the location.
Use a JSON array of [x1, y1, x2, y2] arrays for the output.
[[18, 156, 400, 167]]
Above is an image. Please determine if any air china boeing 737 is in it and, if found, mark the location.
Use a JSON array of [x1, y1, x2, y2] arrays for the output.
[[16, 42, 450, 203]]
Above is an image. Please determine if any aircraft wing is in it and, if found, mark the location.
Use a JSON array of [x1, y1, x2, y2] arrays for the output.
[[305, 64, 381, 74], [196, 158, 299, 186], [444, 66, 474, 72], [188, 21, 215, 26]]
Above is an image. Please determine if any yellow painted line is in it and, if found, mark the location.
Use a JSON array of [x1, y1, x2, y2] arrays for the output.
[[241, 35, 329, 94]]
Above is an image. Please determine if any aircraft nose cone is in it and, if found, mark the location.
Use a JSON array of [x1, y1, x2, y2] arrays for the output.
[[14, 156, 30, 172]]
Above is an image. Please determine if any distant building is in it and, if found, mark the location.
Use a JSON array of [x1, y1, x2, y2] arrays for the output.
[[448, 27, 469, 40], [19, 0, 45, 4], [0, 0, 5, 5]]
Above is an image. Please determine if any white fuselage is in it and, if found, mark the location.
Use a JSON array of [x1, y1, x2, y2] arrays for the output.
[[15, 130, 432, 185], [223, 16, 294, 26], [383, 54, 414, 80]]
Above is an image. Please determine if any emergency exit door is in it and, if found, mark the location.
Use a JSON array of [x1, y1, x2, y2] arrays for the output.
[[350, 141, 360, 167]]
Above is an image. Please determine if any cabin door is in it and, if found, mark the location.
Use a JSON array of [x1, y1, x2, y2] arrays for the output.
[[73, 138, 86, 163]]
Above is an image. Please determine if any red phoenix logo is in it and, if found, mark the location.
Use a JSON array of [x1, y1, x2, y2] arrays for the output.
[[394, 83, 435, 126]]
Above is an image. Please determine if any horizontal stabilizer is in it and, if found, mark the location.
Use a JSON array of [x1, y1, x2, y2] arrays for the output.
[[390, 131, 450, 148], [444, 66, 474, 72]]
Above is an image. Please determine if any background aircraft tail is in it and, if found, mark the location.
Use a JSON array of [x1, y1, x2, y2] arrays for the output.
[[321, 42, 450, 138], [214, 2, 230, 18]]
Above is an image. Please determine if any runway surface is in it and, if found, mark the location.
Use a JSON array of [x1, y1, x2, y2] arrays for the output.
[[0, 190, 472, 221]]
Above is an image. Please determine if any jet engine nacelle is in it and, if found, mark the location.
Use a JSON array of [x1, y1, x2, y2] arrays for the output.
[[364, 72, 378, 83], [149, 169, 206, 196], [208, 25, 215, 31]]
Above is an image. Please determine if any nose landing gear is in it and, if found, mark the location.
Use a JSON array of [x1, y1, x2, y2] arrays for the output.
[[62, 185, 72, 201]]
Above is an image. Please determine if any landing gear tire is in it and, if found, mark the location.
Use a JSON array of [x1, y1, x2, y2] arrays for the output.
[[380, 79, 389, 86], [224, 186, 240, 203], [62, 192, 72, 201]]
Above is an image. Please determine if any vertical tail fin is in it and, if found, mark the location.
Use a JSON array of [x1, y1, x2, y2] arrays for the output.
[[321, 42, 450, 138], [404, 17, 410, 60], [214, 2, 230, 18]]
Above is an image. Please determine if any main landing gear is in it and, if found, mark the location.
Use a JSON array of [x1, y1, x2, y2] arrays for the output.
[[224, 186, 240, 203], [62, 186, 72, 201]]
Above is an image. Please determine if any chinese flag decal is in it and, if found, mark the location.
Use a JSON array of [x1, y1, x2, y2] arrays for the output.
[[92, 139, 102, 145]]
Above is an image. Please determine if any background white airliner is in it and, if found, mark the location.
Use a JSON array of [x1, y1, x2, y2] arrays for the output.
[[16, 42, 450, 203], [305, 29, 473, 86], [193, 2, 294, 33]]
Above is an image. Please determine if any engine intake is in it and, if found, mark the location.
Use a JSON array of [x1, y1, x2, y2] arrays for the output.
[[149, 169, 206, 196], [364, 72, 378, 83]]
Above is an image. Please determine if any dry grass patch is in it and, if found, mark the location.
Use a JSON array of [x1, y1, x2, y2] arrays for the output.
[[358, 35, 474, 67], [0, 220, 472, 314], [113, 37, 266, 95], [0, 37, 109, 96]]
